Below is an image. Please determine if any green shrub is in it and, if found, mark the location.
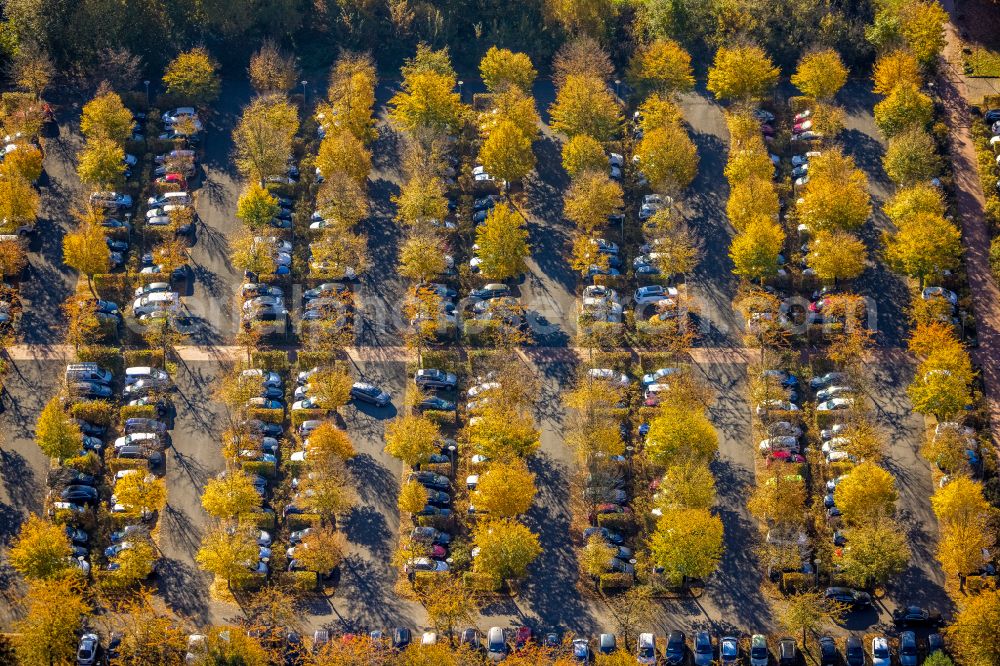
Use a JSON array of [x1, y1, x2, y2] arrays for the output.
[[781, 572, 813, 593], [598, 573, 634, 591], [281, 570, 318, 591], [243, 510, 276, 530], [106, 458, 145, 475], [597, 513, 636, 533], [91, 274, 131, 300], [285, 513, 321, 530], [420, 351, 463, 374], [240, 460, 277, 478], [297, 352, 336, 369], [77, 346, 124, 377], [463, 572, 501, 591], [251, 350, 289, 371], [291, 410, 326, 426], [591, 351, 631, 372], [119, 405, 158, 422], [422, 409, 455, 426], [63, 452, 101, 475], [123, 349, 165, 368], [247, 407, 285, 424], [69, 401, 118, 427]]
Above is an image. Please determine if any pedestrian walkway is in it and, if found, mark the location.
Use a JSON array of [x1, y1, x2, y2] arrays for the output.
[[938, 4, 1000, 449]]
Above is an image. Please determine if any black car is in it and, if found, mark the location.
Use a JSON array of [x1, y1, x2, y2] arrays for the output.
[[665, 630, 686, 665], [349, 382, 391, 407], [418, 396, 456, 412], [416, 504, 452, 517], [304, 283, 348, 300], [414, 368, 458, 390], [598, 634, 617, 654], [985, 108, 1000, 124], [72, 419, 107, 437], [392, 627, 411, 650], [61, 485, 99, 505], [459, 628, 480, 650], [818, 636, 837, 666], [892, 605, 942, 627], [899, 631, 919, 666], [407, 471, 450, 491], [824, 587, 872, 609], [470, 284, 511, 300], [242, 419, 283, 437], [473, 195, 498, 212], [845, 636, 864, 666], [778, 638, 798, 666]]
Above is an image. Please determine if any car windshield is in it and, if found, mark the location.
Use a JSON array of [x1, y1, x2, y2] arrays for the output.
[[751, 646, 767, 658], [639, 646, 654, 657], [874, 645, 889, 658]]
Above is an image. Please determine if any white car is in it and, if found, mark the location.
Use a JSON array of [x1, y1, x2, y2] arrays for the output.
[[816, 385, 853, 401], [817, 397, 854, 411], [759, 436, 799, 452], [820, 423, 848, 440], [768, 421, 803, 438], [825, 450, 857, 463], [642, 367, 679, 386], [586, 368, 630, 386], [922, 286, 958, 306], [583, 285, 619, 304], [821, 437, 851, 454], [633, 285, 678, 306], [755, 400, 800, 415], [467, 382, 500, 398], [114, 432, 159, 450], [134, 282, 171, 298]]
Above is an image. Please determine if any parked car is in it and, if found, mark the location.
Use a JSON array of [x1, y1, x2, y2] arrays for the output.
[[720, 636, 739, 665], [778, 638, 798, 666], [350, 382, 391, 407], [892, 605, 942, 627], [824, 587, 872, 609], [693, 632, 714, 666], [750, 634, 769, 666], [871, 637, 891, 666], [486, 627, 507, 662], [77, 633, 99, 666], [665, 630, 686, 665], [637, 632, 657, 665], [414, 368, 458, 390], [898, 631, 918, 666], [818, 636, 837, 666]]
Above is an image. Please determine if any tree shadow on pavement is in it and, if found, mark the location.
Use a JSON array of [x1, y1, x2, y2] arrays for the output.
[[156, 558, 212, 624]]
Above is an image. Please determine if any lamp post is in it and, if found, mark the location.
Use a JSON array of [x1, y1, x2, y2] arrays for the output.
[[458, 80, 464, 101], [143, 80, 150, 108], [614, 79, 621, 100], [301, 80, 308, 103], [448, 444, 457, 478], [814, 557, 821, 588]]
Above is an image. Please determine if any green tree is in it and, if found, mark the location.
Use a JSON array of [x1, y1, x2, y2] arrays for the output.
[[35, 397, 82, 460], [384, 414, 441, 466], [389, 70, 464, 138], [113, 473, 166, 518], [552, 36, 614, 89], [202, 471, 262, 520], [196, 524, 259, 591], [14, 579, 89, 666], [0, 143, 43, 183], [8, 514, 72, 580], [394, 175, 449, 227], [0, 171, 40, 228], [707, 44, 780, 102], [472, 518, 541, 581], [467, 407, 540, 460], [398, 479, 429, 516], [479, 46, 537, 93], [898, 0, 949, 67], [399, 232, 447, 283], [474, 460, 537, 517], [655, 462, 716, 511], [77, 137, 125, 189], [236, 183, 280, 231], [316, 129, 371, 185], [883, 127, 941, 186], [162, 47, 221, 106], [636, 122, 699, 194], [580, 533, 617, 578], [748, 468, 807, 527], [248, 39, 298, 95], [873, 49, 922, 95], [644, 403, 718, 466], [791, 48, 848, 101], [63, 224, 111, 291], [874, 83, 933, 138], [315, 173, 370, 229], [417, 576, 482, 642], [730, 221, 784, 281], [627, 38, 695, 96], [839, 520, 911, 588], [779, 592, 845, 645], [834, 462, 898, 524], [308, 369, 355, 409], [549, 74, 621, 141], [561, 134, 607, 179], [230, 230, 276, 277], [326, 52, 378, 144], [479, 120, 535, 185], [563, 171, 623, 234], [909, 363, 973, 419], [798, 150, 872, 231], [949, 590, 1000, 666], [649, 508, 724, 586], [807, 230, 867, 282], [884, 211, 962, 286], [80, 90, 135, 145], [233, 95, 300, 183], [475, 202, 530, 280], [294, 527, 347, 576], [885, 183, 945, 223]]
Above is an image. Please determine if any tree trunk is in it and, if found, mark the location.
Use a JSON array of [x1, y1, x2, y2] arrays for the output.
[[86, 275, 96, 297]]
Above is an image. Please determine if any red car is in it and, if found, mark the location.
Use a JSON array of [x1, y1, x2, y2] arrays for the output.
[[155, 172, 187, 189], [514, 626, 532, 651], [768, 450, 806, 465]]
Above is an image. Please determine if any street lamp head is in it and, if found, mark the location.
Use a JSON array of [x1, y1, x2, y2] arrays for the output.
[[143, 80, 150, 86], [301, 80, 308, 86], [615, 79, 621, 85]]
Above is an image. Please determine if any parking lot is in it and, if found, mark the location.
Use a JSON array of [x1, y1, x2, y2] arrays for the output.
[[0, 71, 951, 640]]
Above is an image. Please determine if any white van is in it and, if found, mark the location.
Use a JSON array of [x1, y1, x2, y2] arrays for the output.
[[113, 432, 160, 450], [132, 291, 179, 316]]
